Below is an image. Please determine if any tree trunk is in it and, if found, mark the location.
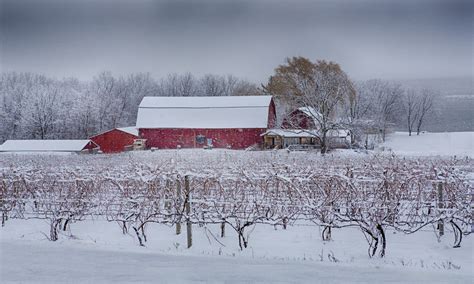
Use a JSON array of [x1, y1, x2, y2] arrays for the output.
[[121, 221, 128, 234], [141, 226, 147, 242], [133, 226, 145, 246], [238, 233, 243, 250], [237, 229, 248, 250], [371, 235, 378, 257], [377, 224, 386, 257], [450, 220, 462, 248], [320, 130, 328, 154], [361, 227, 378, 258], [50, 219, 61, 241], [407, 111, 412, 136], [322, 225, 332, 241], [220, 221, 225, 238], [62, 218, 70, 231], [416, 112, 427, 135]]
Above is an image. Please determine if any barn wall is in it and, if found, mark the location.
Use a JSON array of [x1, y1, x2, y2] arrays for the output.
[[91, 129, 137, 153], [83, 141, 99, 150], [140, 128, 266, 149]]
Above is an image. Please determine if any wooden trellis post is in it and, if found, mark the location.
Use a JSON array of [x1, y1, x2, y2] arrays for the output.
[[437, 182, 444, 236], [185, 175, 192, 248], [176, 178, 181, 235]]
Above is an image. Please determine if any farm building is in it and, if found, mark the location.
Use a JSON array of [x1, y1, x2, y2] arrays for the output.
[[90, 127, 140, 153], [282, 107, 319, 129], [280, 106, 352, 149], [326, 129, 352, 148], [136, 96, 276, 149], [261, 129, 320, 149], [0, 140, 99, 153]]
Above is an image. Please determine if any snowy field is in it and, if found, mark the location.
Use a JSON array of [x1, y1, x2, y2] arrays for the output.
[[1, 134, 473, 283], [1, 219, 472, 283], [380, 131, 474, 157]]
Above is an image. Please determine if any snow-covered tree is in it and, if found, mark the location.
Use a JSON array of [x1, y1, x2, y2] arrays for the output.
[[264, 57, 355, 153], [355, 79, 404, 141]]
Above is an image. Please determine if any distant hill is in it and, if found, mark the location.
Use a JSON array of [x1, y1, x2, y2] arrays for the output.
[[398, 77, 473, 97], [396, 77, 473, 132]]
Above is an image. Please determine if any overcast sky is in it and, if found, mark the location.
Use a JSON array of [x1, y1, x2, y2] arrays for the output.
[[0, 0, 472, 83]]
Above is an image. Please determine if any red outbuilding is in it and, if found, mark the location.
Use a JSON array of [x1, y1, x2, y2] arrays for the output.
[[90, 127, 139, 153], [136, 96, 276, 149], [282, 107, 319, 129]]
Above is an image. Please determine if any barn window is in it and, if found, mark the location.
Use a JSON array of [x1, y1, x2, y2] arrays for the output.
[[196, 135, 206, 144]]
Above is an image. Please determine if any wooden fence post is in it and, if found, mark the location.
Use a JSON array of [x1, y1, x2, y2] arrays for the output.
[[176, 178, 181, 235], [437, 182, 444, 236], [185, 175, 192, 248]]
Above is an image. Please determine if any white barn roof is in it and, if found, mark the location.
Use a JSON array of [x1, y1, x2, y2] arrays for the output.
[[0, 140, 94, 152], [117, 127, 139, 136], [136, 96, 273, 129]]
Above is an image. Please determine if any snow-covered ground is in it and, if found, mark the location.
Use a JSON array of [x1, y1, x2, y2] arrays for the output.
[[1, 219, 472, 283], [381, 131, 474, 157], [1, 133, 473, 283]]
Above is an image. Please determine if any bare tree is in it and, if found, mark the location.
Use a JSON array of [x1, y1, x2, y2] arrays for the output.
[[356, 80, 404, 141], [415, 89, 435, 135], [0, 73, 52, 140], [200, 74, 259, 97], [0, 71, 263, 142], [264, 57, 355, 153], [158, 73, 199, 97], [91, 72, 120, 131], [405, 89, 419, 136], [404, 88, 436, 136], [24, 81, 61, 139], [200, 74, 226, 96]]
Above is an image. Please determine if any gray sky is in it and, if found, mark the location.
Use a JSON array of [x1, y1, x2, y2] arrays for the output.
[[0, 0, 472, 83]]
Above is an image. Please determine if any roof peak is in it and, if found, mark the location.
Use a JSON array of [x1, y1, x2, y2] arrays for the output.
[[136, 96, 274, 129], [139, 95, 273, 109]]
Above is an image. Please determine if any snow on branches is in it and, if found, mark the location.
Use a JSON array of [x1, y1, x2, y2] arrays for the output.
[[0, 152, 472, 256]]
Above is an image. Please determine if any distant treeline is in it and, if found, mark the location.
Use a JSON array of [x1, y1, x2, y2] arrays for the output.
[[0, 72, 259, 142], [1, 71, 469, 144]]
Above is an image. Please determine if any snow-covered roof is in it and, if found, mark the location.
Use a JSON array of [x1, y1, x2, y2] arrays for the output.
[[90, 127, 139, 138], [262, 128, 349, 138], [117, 127, 139, 136], [136, 96, 273, 129], [261, 129, 320, 138], [298, 107, 322, 121], [0, 140, 95, 152]]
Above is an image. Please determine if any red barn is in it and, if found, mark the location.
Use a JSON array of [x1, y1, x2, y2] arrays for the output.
[[136, 96, 276, 149], [90, 127, 139, 153]]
